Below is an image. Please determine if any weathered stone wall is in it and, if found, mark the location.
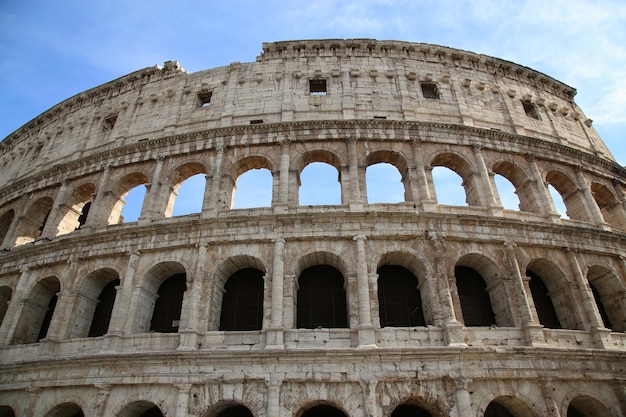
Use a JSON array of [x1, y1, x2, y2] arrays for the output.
[[0, 39, 624, 417]]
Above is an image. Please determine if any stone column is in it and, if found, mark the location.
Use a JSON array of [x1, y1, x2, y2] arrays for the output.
[[174, 384, 191, 417], [104, 249, 142, 348], [540, 380, 562, 417], [45, 258, 83, 340], [453, 378, 472, 417], [347, 138, 363, 209], [139, 155, 166, 222], [360, 379, 379, 417], [412, 138, 435, 210], [611, 177, 626, 214], [267, 238, 285, 349], [266, 379, 282, 417], [0, 266, 32, 345], [94, 384, 112, 417], [430, 233, 464, 345], [202, 146, 224, 216], [472, 144, 498, 208], [24, 387, 41, 417], [41, 180, 69, 238], [354, 234, 376, 347], [178, 243, 208, 351], [85, 165, 112, 228], [275, 140, 291, 209], [526, 154, 559, 218], [575, 167, 606, 226]]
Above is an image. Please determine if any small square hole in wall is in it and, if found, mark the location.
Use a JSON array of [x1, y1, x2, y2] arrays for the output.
[[309, 79, 327, 95], [420, 82, 440, 99], [522, 101, 541, 120], [197, 91, 212, 107], [102, 114, 118, 132]]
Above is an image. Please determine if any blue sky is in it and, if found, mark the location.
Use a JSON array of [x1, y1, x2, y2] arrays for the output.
[[1, 0, 624, 214]]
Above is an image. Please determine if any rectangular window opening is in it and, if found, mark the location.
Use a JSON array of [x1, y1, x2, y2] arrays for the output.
[[102, 114, 118, 132], [250, 119, 264, 125], [198, 91, 212, 107], [420, 82, 440, 99], [522, 101, 541, 120], [309, 79, 327, 95]]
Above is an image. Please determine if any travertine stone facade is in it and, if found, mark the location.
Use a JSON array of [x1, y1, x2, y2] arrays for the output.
[[0, 39, 625, 417]]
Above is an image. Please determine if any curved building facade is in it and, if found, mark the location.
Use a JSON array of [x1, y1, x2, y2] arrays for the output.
[[0, 39, 625, 417]]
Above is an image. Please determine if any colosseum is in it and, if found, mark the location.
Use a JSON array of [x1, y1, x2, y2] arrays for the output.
[[0, 39, 625, 417]]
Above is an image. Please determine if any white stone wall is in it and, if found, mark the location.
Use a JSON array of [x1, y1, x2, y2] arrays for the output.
[[0, 40, 625, 417]]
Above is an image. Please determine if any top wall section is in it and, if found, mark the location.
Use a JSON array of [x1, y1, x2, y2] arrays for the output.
[[0, 39, 612, 188]]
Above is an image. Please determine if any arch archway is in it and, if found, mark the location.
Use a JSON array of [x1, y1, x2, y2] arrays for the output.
[[43, 402, 84, 417], [219, 267, 265, 331], [15, 196, 53, 245], [431, 152, 479, 207], [567, 395, 615, 417], [12, 276, 60, 344]]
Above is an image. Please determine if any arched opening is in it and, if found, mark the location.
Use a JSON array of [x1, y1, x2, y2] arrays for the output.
[[15, 197, 53, 245], [587, 265, 625, 332], [0, 405, 15, 417], [299, 162, 341, 205], [546, 170, 590, 222], [297, 265, 348, 329], [56, 182, 96, 235], [526, 270, 561, 329], [0, 286, 12, 327], [12, 276, 60, 344], [88, 278, 120, 337], [118, 401, 164, 417], [232, 168, 273, 209], [366, 162, 405, 203], [107, 172, 149, 225], [527, 259, 580, 330], [377, 265, 425, 327], [431, 166, 467, 206], [484, 396, 535, 417], [219, 268, 264, 331], [172, 173, 206, 216], [43, 402, 84, 417], [591, 182, 626, 230], [492, 161, 539, 213], [120, 184, 147, 223], [215, 405, 255, 417], [150, 273, 187, 333], [455, 266, 496, 326], [484, 402, 514, 417], [300, 404, 348, 417], [390, 403, 433, 417], [0, 209, 15, 247], [494, 174, 520, 211], [548, 184, 568, 218], [567, 395, 615, 417]]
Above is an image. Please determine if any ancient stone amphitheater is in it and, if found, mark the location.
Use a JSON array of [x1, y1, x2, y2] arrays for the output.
[[0, 39, 625, 417]]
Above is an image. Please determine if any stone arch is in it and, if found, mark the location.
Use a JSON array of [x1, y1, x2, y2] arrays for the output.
[[526, 258, 581, 330], [365, 150, 411, 202], [431, 152, 480, 206], [165, 161, 208, 217], [0, 405, 15, 417], [0, 208, 15, 247], [492, 161, 540, 213], [590, 182, 626, 230], [295, 251, 349, 329], [0, 285, 13, 327], [116, 400, 165, 417], [106, 171, 150, 225], [481, 395, 536, 417], [209, 255, 267, 331], [296, 402, 349, 417], [219, 267, 265, 331], [376, 251, 431, 327], [545, 170, 591, 222], [131, 261, 187, 334], [454, 253, 512, 327], [587, 265, 626, 331], [12, 276, 61, 344], [69, 267, 120, 338], [230, 155, 274, 209], [15, 196, 54, 245], [43, 402, 85, 417], [565, 393, 617, 417], [295, 149, 344, 205], [202, 401, 257, 417], [56, 182, 96, 236]]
